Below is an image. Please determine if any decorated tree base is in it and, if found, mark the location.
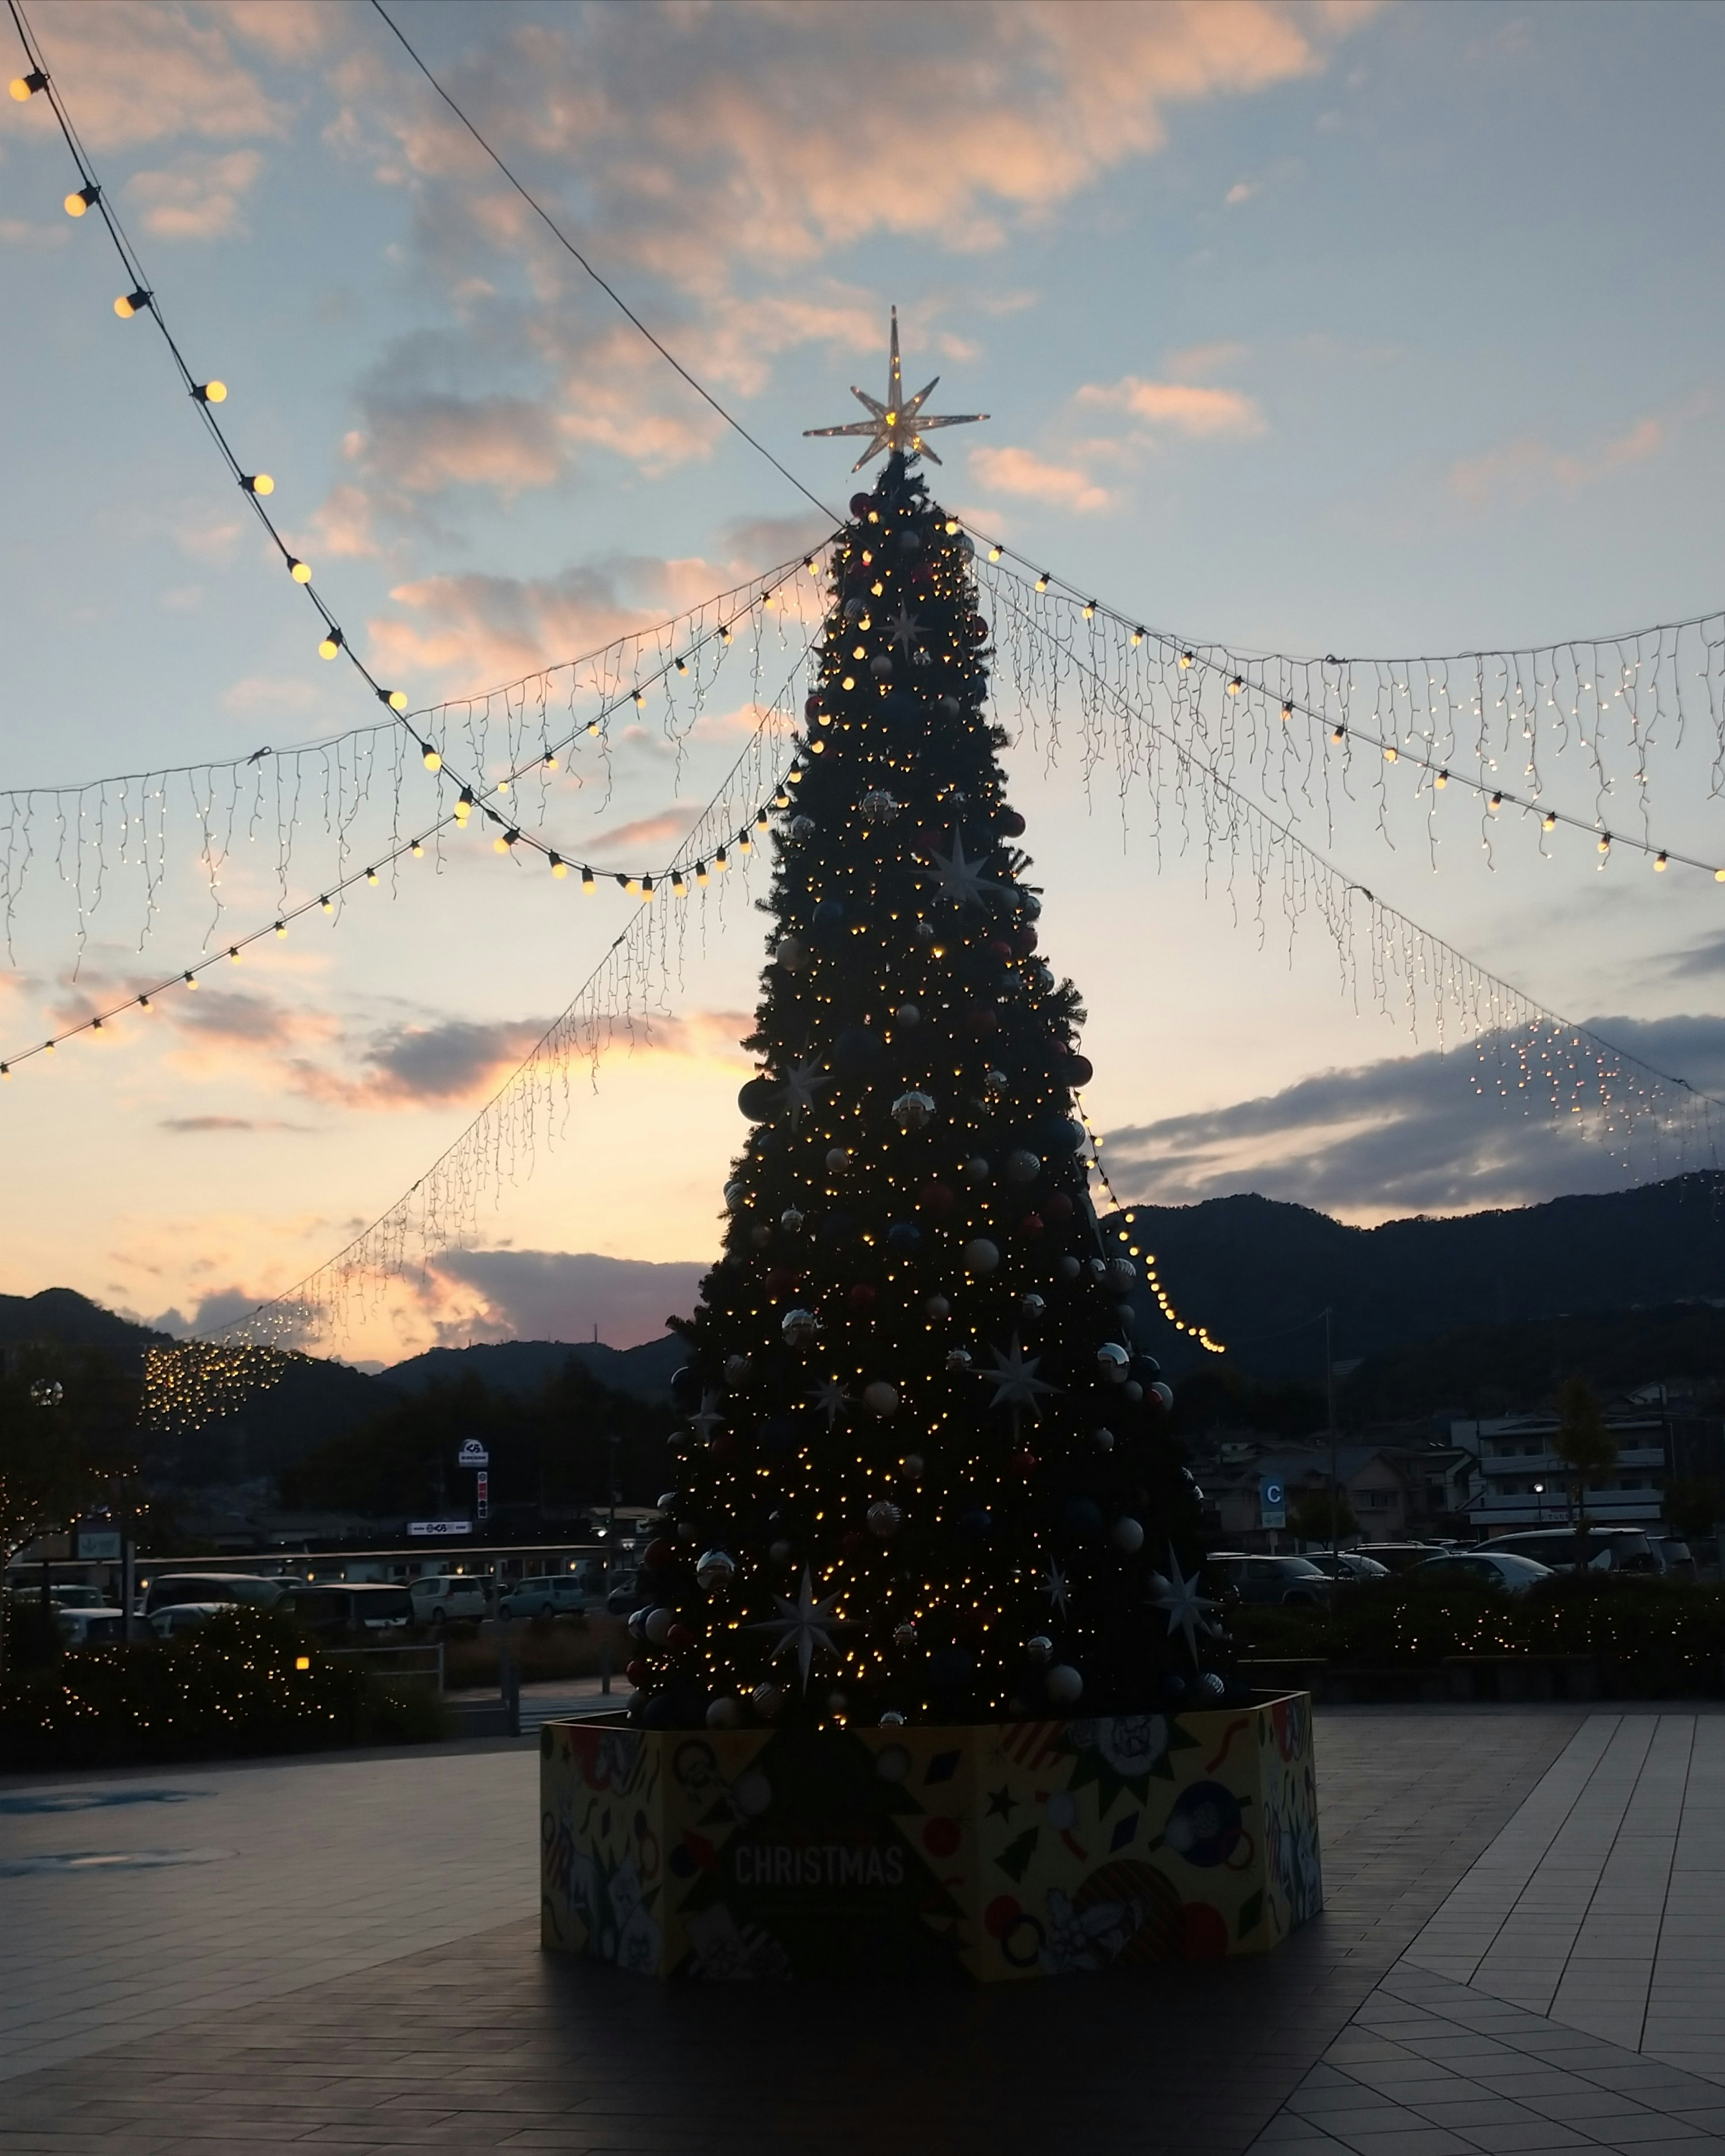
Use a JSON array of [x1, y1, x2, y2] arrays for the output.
[[540, 1691, 1320, 1982]]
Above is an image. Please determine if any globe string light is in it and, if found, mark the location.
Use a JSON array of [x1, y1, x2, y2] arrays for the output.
[[984, 570, 1725, 1173], [0, 552, 834, 971], [977, 553, 1725, 877], [4, 0, 841, 960]]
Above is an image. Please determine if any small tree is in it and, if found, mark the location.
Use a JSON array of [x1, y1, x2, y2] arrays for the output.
[[1551, 1376, 1617, 1571], [1291, 1488, 1358, 1548]]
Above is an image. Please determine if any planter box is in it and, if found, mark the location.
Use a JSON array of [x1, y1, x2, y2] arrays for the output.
[[540, 1692, 1321, 1982]]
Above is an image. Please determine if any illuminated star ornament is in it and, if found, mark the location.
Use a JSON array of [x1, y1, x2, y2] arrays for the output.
[[1153, 1544, 1220, 1667], [917, 830, 1005, 911], [747, 1567, 855, 1691], [978, 1333, 1060, 1424], [803, 306, 988, 470]]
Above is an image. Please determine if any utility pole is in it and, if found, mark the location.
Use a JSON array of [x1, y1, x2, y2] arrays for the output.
[[1325, 1305, 1340, 1570]]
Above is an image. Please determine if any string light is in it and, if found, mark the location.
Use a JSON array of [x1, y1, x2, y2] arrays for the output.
[[1079, 1110, 1226, 1353], [64, 182, 97, 216], [241, 473, 274, 497], [318, 630, 343, 660], [420, 743, 441, 770], [113, 288, 151, 319], [192, 380, 226, 405], [10, 67, 47, 97], [286, 556, 311, 583]]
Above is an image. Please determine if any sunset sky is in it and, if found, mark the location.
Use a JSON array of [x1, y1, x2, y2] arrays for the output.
[[3, 0, 1723, 1363]]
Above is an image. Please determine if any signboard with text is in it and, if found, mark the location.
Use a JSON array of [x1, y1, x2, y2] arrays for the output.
[[74, 1527, 122, 1562], [408, 1520, 473, 1538], [1258, 1476, 1286, 1529], [456, 1439, 490, 1468], [476, 1471, 490, 1523]]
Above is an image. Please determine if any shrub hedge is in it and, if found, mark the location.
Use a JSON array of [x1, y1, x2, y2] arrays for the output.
[[0, 1608, 447, 1767], [1235, 1573, 1725, 1694]]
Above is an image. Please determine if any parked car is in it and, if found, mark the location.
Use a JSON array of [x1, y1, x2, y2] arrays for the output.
[[57, 1606, 129, 1646], [1204, 1554, 1332, 1607], [1300, 1551, 1391, 1582], [1409, 1550, 1553, 1594], [1479, 1527, 1665, 1575], [604, 1569, 640, 1616], [498, 1573, 588, 1620], [407, 1574, 490, 1625], [1356, 1543, 1449, 1573], [1658, 1537, 1698, 1580], [147, 1601, 232, 1637], [141, 1572, 288, 1618], [280, 1583, 414, 1637]]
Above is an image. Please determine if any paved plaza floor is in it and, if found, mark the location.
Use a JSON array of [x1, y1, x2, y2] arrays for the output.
[[2, 1707, 1723, 2154]]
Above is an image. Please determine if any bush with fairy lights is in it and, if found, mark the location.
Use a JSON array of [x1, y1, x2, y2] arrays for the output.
[[629, 451, 1223, 1733]]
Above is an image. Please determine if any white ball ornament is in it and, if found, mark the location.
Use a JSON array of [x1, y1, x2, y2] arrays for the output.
[[1045, 1664, 1084, 1706], [1058, 1255, 1081, 1282], [965, 1156, 991, 1184], [891, 1089, 937, 1130], [1004, 1149, 1041, 1185], [725, 1353, 752, 1383], [774, 934, 806, 970], [866, 1500, 904, 1537], [962, 1239, 1001, 1276], [750, 1683, 784, 1720], [789, 816, 816, 841], [695, 1549, 737, 1591], [644, 1607, 675, 1646], [1026, 1634, 1054, 1666], [924, 1295, 951, 1320], [1091, 1425, 1116, 1452], [781, 1308, 818, 1346], [862, 1380, 900, 1418], [724, 1181, 748, 1213], [706, 1696, 743, 1730], [1097, 1341, 1131, 1383], [859, 788, 898, 822], [870, 654, 893, 679], [826, 1145, 851, 1173], [1106, 1256, 1137, 1291], [780, 1207, 805, 1233], [1110, 1515, 1146, 1555], [893, 1003, 921, 1027]]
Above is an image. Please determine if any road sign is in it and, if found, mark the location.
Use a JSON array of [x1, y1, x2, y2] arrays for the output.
[[476, 1470, 490, 1523], [75, 1527, 122, 1561], [456, 1439, 489, 1468], [408, 1520, 473, 1537], [1258, 1476, 1286, 1529]]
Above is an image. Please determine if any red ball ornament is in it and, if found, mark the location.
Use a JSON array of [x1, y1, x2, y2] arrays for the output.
[[804, 694, 823, 719], [643, 1538, 674, 1570], [1016, 924, 1038, 955], [1044, 1190, 1075, 1222], [968, 1001, 1000, 1035], [917, 1180, 956, 1218], [765, 1266, 801, 1298], [849, 1282, 878, 1313], [955, 1609, 987, 1644], [1065, 1054, 1095, 1087], [1009, 1447, 1038, 1476], [849, 492, 873, 517], [711, 1430, 740, 1461], [625, 1658, 649, 1687], [1015, 1212, 1045, 1238], [999, 809, 1026, 838], [966, 613, 991, 644], [987, 938, 1015, 965], [665, 1622, 697, 1651], [841, 1528, 867, 1555]]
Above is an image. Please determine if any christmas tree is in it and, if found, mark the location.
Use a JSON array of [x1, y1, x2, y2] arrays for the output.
[[630, 330, 1215, 1732]]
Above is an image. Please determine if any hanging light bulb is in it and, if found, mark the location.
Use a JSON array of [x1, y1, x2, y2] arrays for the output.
[[674, 656, 687, 675], [319, 895, 333, 912], [1489, 793, 1503, 813], [10, 70, 48, 99], [1131, 627, 1145, 647], [1280, 702, 1293, 722], [193, 380, 227, 404], [720, 623, 733, 644], [550, 853, 569, 879], [1436, 769, 1449, 788], [1082, 600, 1096, 620], [242, 474, 274, 496], [632, 689, 645, 710], [586, 718, 601, 736], [227, 946, 242, 962], [1383, 744, 1398, 762], [695, 860, 709, 885], [715, 846, 729, 872], [365, 867, 379, 885], [624, 875, 641, 895], [737, 828, 753, 855], [183, 971, 198, 989], [581, 867, 596, 894], [1542, 811, 1557, 831], [274, 920, 287, 937], [987, 544, 1002, 562], [641, 875, 655, 901], [421, 744, 441, 771], [494, 830, 519, 855], [65, 184, 99, 217], [1331, 724, 1346, 744], [1226, 676, 1243, 697], [1654, 851, 1669, 872], [318, 629, 343, 660], [1035, 572, 1049, 592], [137, 995, 151, 1011], [542, 751, 557, 770], [454, 789, 473, 825], [410, 841, 423, 859], [287, 556, 311, 583], [756, 807, 770, 831], [114, 289, 152, 319], [1179, 651, 1194, 670], [672, 868, 686, 897], [380, 689, 407, 712], [1597, 831, 1611, 854]]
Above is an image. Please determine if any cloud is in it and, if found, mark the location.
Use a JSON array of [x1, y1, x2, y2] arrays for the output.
[[159, 1115, 315, 1133], [422, 1248, 708, 1350], [1075, 373, 1266, 438], [220, 676, 324, 717], [579, 807, 703, 862], [350, 390, 567, 499], [1224, 179, 1258, 205], [1448, 413, 1679, 507], [968, 445, 1111, 515], [1667, 932, 1725, 982], [126, 149, 264, 240], [295, 1015, 555, 1111], [303, 483, 383, 562], [19, 1, 288, 151], [1103, 1016, 1725, 1222]]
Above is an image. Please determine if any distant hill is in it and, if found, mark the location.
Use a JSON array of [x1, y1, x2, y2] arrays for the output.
[[1111, 1172, 1725, 1380], [0, 1288, 171, 1364], [381, 1335, 684, 1402]]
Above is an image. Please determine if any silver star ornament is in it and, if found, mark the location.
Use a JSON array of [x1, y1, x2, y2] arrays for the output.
[[916, 831, 1005, 911], [809, 1377, 854, 1427], [688, 1392, 725, 1445], [978, 1333, 1060, 1422], [747, 1567, 855, 1692], [804, 306, 988, 470], [1152, 1543, 1220, 1668]]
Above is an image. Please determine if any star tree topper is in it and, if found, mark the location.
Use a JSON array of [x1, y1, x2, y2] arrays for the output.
[[804, 306, 988, 470]]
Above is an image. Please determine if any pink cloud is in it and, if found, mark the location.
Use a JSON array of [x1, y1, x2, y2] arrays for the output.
[[1076, 374, 1266, 438], [1449, 414, 1677, 508], [126, 149, 264, 240], [21, 1, 288, 150], [968, 445, 1111, 515]]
